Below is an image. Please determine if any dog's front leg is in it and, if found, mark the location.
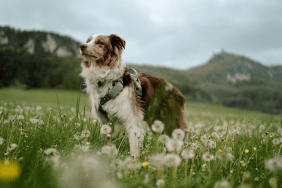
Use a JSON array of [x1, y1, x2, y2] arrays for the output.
[[128, 130, 139, 159], [126, 123, 144, 159]]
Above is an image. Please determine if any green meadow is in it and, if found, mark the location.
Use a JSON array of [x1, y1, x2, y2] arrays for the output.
[[0, 88, 281, 188]]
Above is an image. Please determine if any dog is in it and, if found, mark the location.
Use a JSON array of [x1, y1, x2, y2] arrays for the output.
[[79, 34, 187, 158]]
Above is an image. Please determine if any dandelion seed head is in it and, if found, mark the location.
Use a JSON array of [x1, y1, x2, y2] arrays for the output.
[[101, 145, 118, 157], [149, 154, 165, 167], [202, 152, 214, 162], [74, 132, 81, 140], [44, 148, 59, 156], [209, 140, 216, 148], [164, 154, 181, 167], [100, 124, 112, 134], [272, 138, 280, 145], [165, 138, 183, 153], [265, 157, 282, 172], [156, 179, 165, 187], [151, 120, 164, 133], [0, 138, 4, 145], [158, 135, 169, 144], [81, 130, 91, 138], [214, 180, 231, 188], [181, 149, 195, 159], [172, 129, 185, 140]]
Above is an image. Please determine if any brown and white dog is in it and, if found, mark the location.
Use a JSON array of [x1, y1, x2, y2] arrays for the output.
[[79, 34, 187, 158]]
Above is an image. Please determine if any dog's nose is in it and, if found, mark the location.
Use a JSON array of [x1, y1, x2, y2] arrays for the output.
[[80, 44, 87, 51]]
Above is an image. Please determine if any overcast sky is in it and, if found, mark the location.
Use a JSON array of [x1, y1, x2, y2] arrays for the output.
[[1, 0, 281, 69]]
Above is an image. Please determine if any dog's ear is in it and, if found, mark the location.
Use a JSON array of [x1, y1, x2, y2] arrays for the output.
[[109, 34, 126, 51]]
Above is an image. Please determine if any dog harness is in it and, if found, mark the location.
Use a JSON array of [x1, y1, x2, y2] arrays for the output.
[[98, 68, 142, 114]]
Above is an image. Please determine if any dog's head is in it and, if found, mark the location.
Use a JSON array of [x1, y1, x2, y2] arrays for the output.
[[80, 34, 126, 69]]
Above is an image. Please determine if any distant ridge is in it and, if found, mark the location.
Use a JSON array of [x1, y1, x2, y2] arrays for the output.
[[185, 49, 282, 84], [0, 25, 81, 58]]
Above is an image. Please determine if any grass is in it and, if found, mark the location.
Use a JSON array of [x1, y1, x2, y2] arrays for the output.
[[0, 88, 282, 188]]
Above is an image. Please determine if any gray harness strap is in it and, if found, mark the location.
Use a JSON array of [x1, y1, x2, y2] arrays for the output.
[[98, 68, 142, 114]]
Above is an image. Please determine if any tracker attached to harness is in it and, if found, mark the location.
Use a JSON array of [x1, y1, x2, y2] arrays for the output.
[[98, 68, 142, 114]]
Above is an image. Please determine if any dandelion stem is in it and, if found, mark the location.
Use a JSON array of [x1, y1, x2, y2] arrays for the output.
[[185, 159, 188, 184]]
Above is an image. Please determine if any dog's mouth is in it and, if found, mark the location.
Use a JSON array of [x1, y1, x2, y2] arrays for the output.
[[82, 52, 98, 59]]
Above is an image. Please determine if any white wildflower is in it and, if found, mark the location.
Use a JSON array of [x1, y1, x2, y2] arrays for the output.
[[272, 138, 280, 145], [81, 146, 90, 152], [158, 135, 170, 144], [30, 118, 38, 124], [152, 120, 164, 133], [74, 144, 82, 150], [0, 137, 4, 145], [149, 154, 165, 167], [214, 180, 231, 188], [226, 153, 234, 161], [144, 173, 149, 184], [269, 177, 277, 188], [200, 134, 208, 144], [36, 106, 42, 111], [186, 126, 194, 133], [191, 142, 200, 150], [17, 115, 24, 120], [180, 149, 195, 159], [202, 152, 214, 162], [265, 157, 282, 172], [100, 124, 112, 134], [165, 138, 183, 153], [209, 140, 216, 148], [165, 154, 181, 167], [259, 124, 265, 132], [172, 129, 185, 140], [212, 132, 220, 139], [49, 155, 60, 168], [44, 148, 59, 156], [74, 132, 81, 140], [75, 122, 80, 127], [7, 143, 17, 151], [214, 126, 221, 132], [227, 147, 232, 152], [81, 130, 91, 138], [101, 145, 118, 157], [71, 107, 76, 113], [156, 179, 165, 187]]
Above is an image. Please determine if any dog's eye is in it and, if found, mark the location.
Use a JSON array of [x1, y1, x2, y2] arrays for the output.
[[97, 41, 103, 45]]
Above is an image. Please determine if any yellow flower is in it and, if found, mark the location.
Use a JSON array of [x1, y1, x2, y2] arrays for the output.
[[253, 147, 257, 151], [218, 149, 222, 152], [142, 151, 146, 155], [245, 149, 249, 154], [0, 159, 20, 181], [4, 103, 7, 106], [142, 162, 149, 168], [269, 136, 272, 138], [26, 112, 29, 115], [216, 140, 218, 142], [195, 140, 198, 143], [248, 141, 250, 144], [249, 136, 251, 138], [226, 135, 229, 138]]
